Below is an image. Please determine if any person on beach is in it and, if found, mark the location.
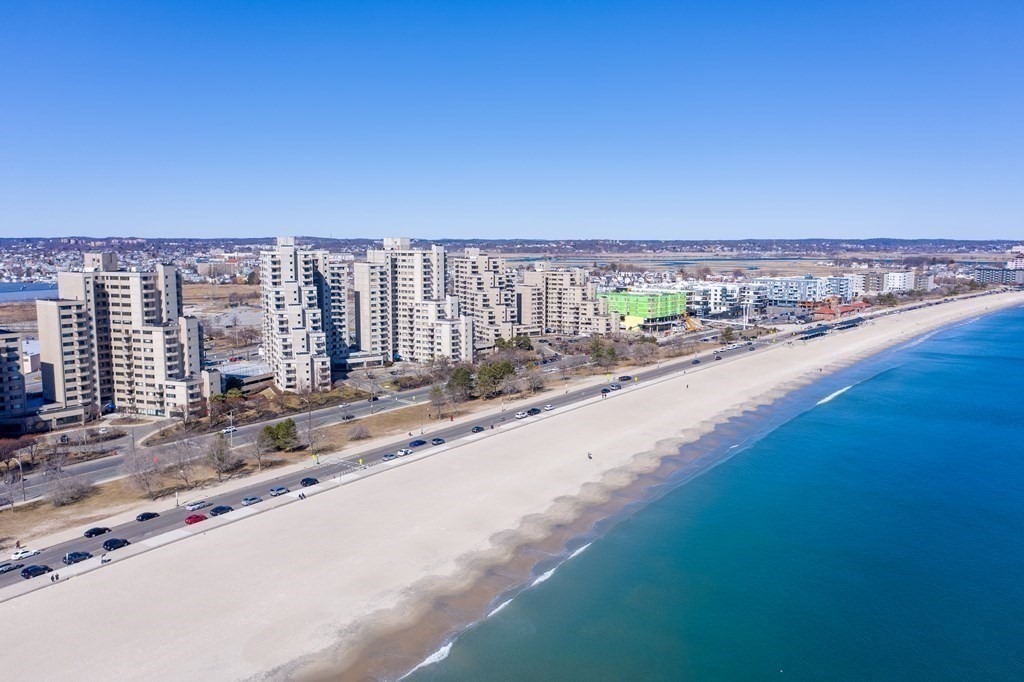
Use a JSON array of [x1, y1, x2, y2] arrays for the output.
[[588, 452, 593, 460]]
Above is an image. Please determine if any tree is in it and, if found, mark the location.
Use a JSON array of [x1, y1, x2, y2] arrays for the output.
[[248, 430, 275, 472], [205, 434, 238, 482], [348, 424, 370, 441], [525, 367, 545, 394], [446, 366, 474, 402], [630, 341, 659, 365], [166, 440, 197, 488], [208, 394, 229, 425], [477, 360, 515, 398], [301, 417, 323, 462], [429, 383, 448, 419], [720, 326, 736, 343], [47, 474, 94, 507], [122, 447, 161, 499], [267, 418, 299, 451]]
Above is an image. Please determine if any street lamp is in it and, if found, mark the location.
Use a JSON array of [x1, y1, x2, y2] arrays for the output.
[[11, 457, 26, 502]]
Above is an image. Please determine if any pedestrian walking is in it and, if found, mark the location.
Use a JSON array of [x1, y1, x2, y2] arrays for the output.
[[450, 415, 454, 422], [587, 452, 593, 460]]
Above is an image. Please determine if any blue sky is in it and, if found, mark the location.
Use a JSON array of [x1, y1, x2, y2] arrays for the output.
[[2, 1, 1021, 240]]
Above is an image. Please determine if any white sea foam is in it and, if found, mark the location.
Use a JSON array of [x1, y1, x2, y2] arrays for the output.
[[487, 598, 514, 617], [531, 567, 557, 586], [816, 385, 852, 405], [402, 642, 453, 677], [568, 542, 592, 560]]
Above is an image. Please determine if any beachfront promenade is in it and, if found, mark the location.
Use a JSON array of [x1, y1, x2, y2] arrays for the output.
[[2, 291, 1022, 681]]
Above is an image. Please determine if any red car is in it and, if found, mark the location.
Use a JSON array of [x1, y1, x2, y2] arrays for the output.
[[184, 514, 207, 525]]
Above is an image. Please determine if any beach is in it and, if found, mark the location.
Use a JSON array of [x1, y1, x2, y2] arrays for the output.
[[3, 292, 1022, 681]]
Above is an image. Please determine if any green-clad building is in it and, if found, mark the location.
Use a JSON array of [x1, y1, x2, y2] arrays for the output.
[[599, 291, 688, 331]]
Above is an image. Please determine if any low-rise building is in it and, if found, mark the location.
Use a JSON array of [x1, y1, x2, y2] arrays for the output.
[[599, 291, 687, 331]]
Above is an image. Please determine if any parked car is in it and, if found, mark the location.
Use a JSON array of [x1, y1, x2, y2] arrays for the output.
[[544, 404, 555, 411], [83, 527, 111, 538], [102, 538, 130, 552], [136, 512, 160, 522], [342, 414, 356, 421], [527, 407, 542, 416], [63, 551, 92, 565], [618, 375, 632, 382], [397, 448, 413, 456], [368, 396, 379, 402], [515, 411, 528, 419], [184, 514, 207, 525], [409, 439, 427, 447], [431, 438, 445, 446], [382, 453, 397, 461], [300, 477, 319, 487], [600, 388, 611, 395], [0, 562, 24, 574], [221, 426, 238, 434], [242, 496, 262, 506], [11, 549, 40, 561], [471, 426, 485, 433], [20, 565, 52, 580], [269, 486, 290, 497], [609, 383, 621, 391], [209, 505, 233, 516], [185, 500, 210, 512], [691, 359, 701, 365], [714, 355, 722, 361]]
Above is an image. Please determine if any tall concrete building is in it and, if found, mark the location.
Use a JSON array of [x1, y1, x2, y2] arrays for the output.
[[0, 329, 28, 434], [355, 238, 473, 363], [260, 237, 349, 392], [450, 249, 536, 352], [36, 253, 212, 421], [520, 266, 618, 336]]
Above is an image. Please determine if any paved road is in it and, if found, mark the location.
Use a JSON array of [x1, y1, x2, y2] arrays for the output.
[[2, 290, 1008, 588]]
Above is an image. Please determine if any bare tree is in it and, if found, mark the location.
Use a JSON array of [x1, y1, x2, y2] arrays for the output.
[[525, 368, 545, 394], [166, 440, 197, 488], [48, 474, 94, 507], [429, 383, 448, 419], [248, 430, 275, 472], [205, 434, 238, 482], [122, 447, 161, 499], [301, 417, 323, 463], [348, 423, 370, 441], [630, 342, 659, 366]]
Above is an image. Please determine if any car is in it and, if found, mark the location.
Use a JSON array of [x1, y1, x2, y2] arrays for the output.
[[382, 453, 397, 461], [0, 562, 24, 574], [342, 414, 356, 421], [431, 438, 445, 446], [209, 505, 233, 516], [715, 355, 722, 361], [600, 388, 611, 394], [544, 404, 555, 411], [136, 512, 160, 522], [368, 396, 379, 402], [97, 427, 109, 435], [185, 500, 210, 511], [184, 514, 207, 525], [409, 439, 427, 447], [11, 549, 40, 561], [20, 565, 52, 579], [471, 426, 485, 433], [269, 486, 290, 497], [691, 359, 701, 365], [63, 551, 92, 565], [83, 527, 111, 538], [527, 407, 542, 416], [300, 477, 319, 487], [748, 346, 755, 351], [221, 425, 238, 434], [101, 538, 130, 552], [515, 411, 528, 419], [242, 496, 262, 506], [618, 375, 632, 382], [397, 448, 413, 456], [609, 383, 621, 391]]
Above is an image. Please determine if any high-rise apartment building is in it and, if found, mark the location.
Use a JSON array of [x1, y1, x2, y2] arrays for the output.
[[355, 238, 474, 363], [450, 248, 537, 352], [520, 266, 618, 336], [0, 330, 28, 430], [260, 237, 349, 392], [37, 253, 212, 420]]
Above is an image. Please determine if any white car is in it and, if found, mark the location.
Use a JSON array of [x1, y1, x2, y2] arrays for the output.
[[543, 404, 555, 411], [397, 448, 413, 457], [515, 411, 528, 419], [11, 549, 40, 561], [221, 426, 238, 434], [185, 500, 210, 511]]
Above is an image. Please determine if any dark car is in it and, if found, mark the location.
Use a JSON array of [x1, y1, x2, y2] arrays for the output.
[[102, 538, 130, 552], [20, 565, 52, 579], [83, 527, 111, 538], [409, 439, 427, 447], [691, 359, 701, 365], [63, 551, 92, 565], [0, 562, 24, 574], [748, 346, 755, 351], [431, 438, 445, 446], [300, 477, 319, 487], [527, 407, 542, 416], [618, 375, 632, 382], [136, 512, 160, 522], [714, 355, 722, 361], [382, 453, 397, 461], [368, 396, 379, 402], [209, 505, 233, 517], [471, 426, 485, 433], [342, 414, 356, 421], [601, 388, 611, 394]]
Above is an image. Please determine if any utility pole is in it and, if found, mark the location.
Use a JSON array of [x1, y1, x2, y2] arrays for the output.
[[228, 411, 235, 448], [12, 457, 25, 502]]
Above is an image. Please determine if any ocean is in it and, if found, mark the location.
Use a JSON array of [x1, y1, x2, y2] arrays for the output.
[[407, 304, 1024, 681], [0, 282, 58, 303]]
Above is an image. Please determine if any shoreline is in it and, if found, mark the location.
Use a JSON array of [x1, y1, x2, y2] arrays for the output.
[[1, 293, 1021, 682]]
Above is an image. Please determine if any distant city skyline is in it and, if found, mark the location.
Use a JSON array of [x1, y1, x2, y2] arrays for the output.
[[2, 1, 1022, 240]]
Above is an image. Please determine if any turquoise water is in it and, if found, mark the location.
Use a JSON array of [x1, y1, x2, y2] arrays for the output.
[[409, 305, 1024, 681]]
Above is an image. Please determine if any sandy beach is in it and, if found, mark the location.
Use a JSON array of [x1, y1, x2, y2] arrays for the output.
[[2, 292, 1022, 681]]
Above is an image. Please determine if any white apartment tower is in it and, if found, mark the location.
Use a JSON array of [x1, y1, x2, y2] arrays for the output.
[[520, 266, 618, 336], [37, 253, 211, 419], [355, 238, 474, 363], [451, 249, 521, 352], [0, 330, 28, 429], [260, 237, 349, 393]]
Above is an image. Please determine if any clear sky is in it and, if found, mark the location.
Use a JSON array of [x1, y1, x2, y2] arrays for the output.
[[2, 1, 1021, 240]]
